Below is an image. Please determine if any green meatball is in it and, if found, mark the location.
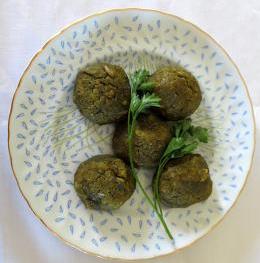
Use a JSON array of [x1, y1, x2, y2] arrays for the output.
[[112, 113, 172, 168], [74, 155, 135, 210], [157, 154, 212, 207], [73, 63, 130, 124], [149, 66, 202, 120]]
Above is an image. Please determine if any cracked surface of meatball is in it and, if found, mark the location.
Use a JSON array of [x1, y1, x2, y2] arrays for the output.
[[74, 155, 135, 210], [74, 63, 130, 124], [113, 113, 172, 168], [149, 66, 202, 120], [157, 154, 212, 207]]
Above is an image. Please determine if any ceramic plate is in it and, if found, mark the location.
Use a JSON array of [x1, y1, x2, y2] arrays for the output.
[[8, 8, 255, 260]]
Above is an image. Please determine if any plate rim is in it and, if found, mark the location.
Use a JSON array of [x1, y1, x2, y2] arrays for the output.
[[8, 7, 256, 261]]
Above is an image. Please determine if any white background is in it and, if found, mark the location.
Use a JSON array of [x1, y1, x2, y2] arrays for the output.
[[0, 0, 260, 262]]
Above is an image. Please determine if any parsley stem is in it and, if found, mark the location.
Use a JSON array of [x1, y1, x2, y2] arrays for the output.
[[154, 158, 169, 216]]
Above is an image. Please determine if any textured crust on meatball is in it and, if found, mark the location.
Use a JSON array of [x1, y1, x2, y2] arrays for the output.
[[74, 155, 135, 210], [112, 113, 172, 168], [149, 66, 202, 120], [158, 154, 212, 208], [73, 63, 130, 124]]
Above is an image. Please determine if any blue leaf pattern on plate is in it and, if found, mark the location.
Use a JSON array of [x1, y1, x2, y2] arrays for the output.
[[9, 10, 254, 260]]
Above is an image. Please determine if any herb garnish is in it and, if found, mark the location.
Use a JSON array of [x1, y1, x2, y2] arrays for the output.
[[127, 69, 173, 239]]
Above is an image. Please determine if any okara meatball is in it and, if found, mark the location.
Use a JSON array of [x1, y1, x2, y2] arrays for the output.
[[113, 113, 172, 168], [73, 63, 130, 124], [157, 154, 212, 207], [74, 155, 135, 210], [149, 66, 202, 120]]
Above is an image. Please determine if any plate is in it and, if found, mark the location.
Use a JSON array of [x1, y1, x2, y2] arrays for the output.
[[8, 8, 255, 260]]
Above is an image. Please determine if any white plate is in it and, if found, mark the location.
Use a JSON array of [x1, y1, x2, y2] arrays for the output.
[[8, 8, 255, 260]]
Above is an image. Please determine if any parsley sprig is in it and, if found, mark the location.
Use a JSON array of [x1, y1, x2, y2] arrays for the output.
[[127, 69, 173, 239]]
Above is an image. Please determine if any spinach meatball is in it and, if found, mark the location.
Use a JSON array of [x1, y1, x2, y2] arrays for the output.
[[73, 63, 130, 124], [157, 154, 212, 207], [149, 66, 202, 120], [74, 155, 135, 210], [113, 113, 172, 168]]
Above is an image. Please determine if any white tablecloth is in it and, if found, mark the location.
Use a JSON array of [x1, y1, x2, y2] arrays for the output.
[[1, 0, 260, 262]]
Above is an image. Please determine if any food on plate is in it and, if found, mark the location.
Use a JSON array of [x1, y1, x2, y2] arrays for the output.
[[157, 154, 212, 208], [73, 63, 130, 124], [72, 67, 211, 239], [113, 113, 172, 168], [74, 155, 135, 210], [149, 66, 202, 120]]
